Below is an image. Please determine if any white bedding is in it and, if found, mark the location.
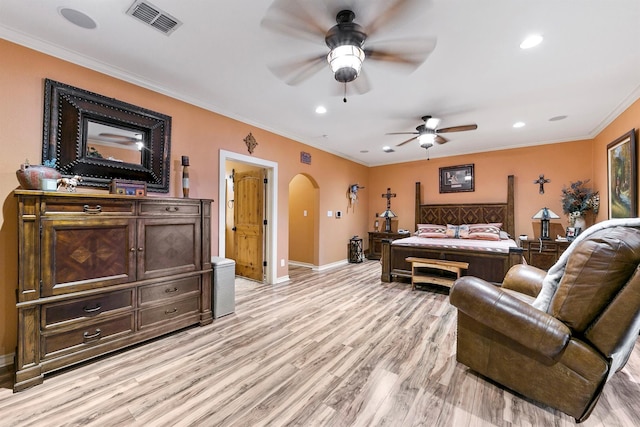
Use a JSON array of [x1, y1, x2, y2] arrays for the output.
[[390, 236, 517, 253]]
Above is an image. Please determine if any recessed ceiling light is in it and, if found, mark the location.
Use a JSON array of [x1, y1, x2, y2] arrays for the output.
[[520, 34, 543, 49], [513, 121, 525, 128], [383, 146, 394, 153], [315, 106, 327, 114], [549, 115, 568, 122], [59, 8, 97, 29]]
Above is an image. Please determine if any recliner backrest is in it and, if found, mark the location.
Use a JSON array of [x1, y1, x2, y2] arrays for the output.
[[549, 227, 640, 337]]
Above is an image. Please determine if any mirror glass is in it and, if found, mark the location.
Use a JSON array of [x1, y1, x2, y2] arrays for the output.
[[42, 79, 171, 192], [86, 122, 145, 165]]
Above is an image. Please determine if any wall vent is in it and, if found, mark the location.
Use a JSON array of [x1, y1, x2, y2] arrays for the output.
[[126, 0, 182, 35]]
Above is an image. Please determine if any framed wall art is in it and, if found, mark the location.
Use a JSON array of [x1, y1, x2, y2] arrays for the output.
[[607, 129, 637, 218], [439, 164, 474, 193]]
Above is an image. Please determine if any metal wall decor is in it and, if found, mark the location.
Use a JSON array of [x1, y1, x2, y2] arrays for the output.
[[244, 132, 258, 154]]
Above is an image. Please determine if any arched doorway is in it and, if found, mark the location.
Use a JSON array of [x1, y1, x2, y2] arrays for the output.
[[288, 174, 319, 269]]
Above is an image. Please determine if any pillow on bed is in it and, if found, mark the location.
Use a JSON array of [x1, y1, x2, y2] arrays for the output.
[[446, 224, 470, 239], [465, 223, 501, 241], [499, 230, 511, 240], [416, 224, 447, 238]]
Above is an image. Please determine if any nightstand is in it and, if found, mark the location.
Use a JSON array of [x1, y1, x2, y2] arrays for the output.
[[367, 231, 410, 260], [522, 238, 571, 270]]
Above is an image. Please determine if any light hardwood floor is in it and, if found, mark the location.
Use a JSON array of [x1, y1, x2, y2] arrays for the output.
[[0, 261, 639, 426]]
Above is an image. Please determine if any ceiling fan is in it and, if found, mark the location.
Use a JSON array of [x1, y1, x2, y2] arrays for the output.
[[262, 0, 436, 99], [98, 132, 143, 144], [387, 116, 478, 149]]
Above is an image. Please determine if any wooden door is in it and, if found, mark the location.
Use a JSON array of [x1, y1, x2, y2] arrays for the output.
[[234, 170, 264, 281]]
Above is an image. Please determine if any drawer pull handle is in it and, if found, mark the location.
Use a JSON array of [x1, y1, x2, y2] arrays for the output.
[[83, 204, 102, 214], [165, 206, 180, 212], [165, 287, 179, 293], [83, 329, 102, 341], [83, 304, 102, 313], [165, 308, 178, 315]]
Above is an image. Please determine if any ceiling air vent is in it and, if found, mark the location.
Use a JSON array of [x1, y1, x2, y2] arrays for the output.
[[126, 0, 182, 35]]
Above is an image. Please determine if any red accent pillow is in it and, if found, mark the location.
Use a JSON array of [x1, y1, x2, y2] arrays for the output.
[[416, 224, 446, 238]]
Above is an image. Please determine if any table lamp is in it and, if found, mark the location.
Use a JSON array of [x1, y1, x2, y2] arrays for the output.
[[532, 207, 560, 240], [379, 209, 397, 233]]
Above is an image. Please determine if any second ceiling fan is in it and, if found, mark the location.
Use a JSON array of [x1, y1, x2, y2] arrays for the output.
[[388, 115, 478, 149]]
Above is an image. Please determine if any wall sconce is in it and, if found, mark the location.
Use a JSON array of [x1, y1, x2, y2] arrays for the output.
[[532, 207, 560, 240]]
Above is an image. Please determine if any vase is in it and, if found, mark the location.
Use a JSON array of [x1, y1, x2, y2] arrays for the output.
[[16, 163, 61, 190], [572, 212, 587, 232]]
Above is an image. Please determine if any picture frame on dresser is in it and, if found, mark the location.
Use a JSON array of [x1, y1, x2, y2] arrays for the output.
[[439, 164, 474, 193], [607, 129, 637, 218]]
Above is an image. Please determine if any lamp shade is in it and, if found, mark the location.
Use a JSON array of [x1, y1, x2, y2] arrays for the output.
[[379, 209, 397, 218], [532, 207, 560, 220]]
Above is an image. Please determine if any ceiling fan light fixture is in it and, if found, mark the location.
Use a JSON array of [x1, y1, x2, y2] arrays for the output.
[[418, 133, 435, 148], [327, 44, 365, 83]]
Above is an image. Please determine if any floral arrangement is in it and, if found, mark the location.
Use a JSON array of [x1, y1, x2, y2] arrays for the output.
[[561, 179, 600, 215]]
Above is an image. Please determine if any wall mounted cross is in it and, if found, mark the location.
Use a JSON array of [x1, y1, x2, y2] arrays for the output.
[[533, 174, 550, 194], [382, 188, 396, 209]]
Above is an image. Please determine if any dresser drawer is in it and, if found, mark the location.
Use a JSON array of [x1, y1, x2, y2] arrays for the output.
[[139, 277, 200, 306], [529, 241, 558, 252], [42, 289, 134, 328], [139, 201, 200, 216], [42, 199, 135, 216], [41, 314, 135, 358], [138, 296, 200, 328]]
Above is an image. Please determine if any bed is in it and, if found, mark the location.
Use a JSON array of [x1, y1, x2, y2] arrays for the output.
[[381, 175, 523, 284]]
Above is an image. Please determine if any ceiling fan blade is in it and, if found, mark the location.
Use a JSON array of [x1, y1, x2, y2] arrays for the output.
[[364, 0, 419, 37], [261, 0, 329, 43], [435, 135, 448, 144], [396, 136, 419, 147], [351, 68, 371, 95], [364, 37, 437, 70], [268, 54, 327, 85], [386, 131, 419, 135], [98, 133, 138, 142], [437, 124, 478, 133]]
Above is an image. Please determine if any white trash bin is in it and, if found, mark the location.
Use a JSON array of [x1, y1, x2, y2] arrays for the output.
[[211, 256, 236, 318]]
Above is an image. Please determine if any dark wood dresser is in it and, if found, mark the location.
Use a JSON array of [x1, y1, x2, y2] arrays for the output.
[[367, 231, 410, 260], [13, 190, 213, 391]]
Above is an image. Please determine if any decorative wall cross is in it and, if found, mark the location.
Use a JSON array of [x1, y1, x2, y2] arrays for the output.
[[533, 174, 550, 194], [244, 132, 258, 154], [382, 187, 396, 209]]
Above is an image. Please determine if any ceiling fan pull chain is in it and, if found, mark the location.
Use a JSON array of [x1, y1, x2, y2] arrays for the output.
[[343, 83, 347, 103]]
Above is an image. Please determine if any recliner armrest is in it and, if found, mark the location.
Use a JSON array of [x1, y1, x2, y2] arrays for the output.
[[501, 264, 546, 297], [450, 276, 571, 361]]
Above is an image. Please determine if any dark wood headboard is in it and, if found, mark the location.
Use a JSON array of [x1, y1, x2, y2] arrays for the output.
[[414, 175, 515, 237]]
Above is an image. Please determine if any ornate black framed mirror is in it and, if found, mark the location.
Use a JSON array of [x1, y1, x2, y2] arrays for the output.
[[42, 79, 171, 192]]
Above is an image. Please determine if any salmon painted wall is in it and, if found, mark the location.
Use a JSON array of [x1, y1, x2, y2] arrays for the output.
[[0, 39, 370, 356], [289, 174, 317, 265], [592, 97, 640, 222], [368, 139, 596, 238]]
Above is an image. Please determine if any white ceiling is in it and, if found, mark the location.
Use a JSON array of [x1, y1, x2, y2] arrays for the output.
[[1, 0, 640, 166]]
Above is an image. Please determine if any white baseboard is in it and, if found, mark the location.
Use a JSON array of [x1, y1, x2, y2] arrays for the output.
[[314, 259, 349, 272], [288, 259, 349, 272], [288, 261, 314, 269], [275, 275, 290, 284], [1, 353, 14, 369]]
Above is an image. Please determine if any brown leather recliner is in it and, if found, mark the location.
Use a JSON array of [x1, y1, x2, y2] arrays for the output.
[[450, 222, 640, 422]]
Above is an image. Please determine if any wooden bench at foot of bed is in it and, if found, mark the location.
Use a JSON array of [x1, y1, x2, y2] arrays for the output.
[[407, 257, 469, 290]]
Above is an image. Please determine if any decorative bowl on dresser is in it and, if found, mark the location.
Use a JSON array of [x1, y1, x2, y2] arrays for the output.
[[13, 190, 213, 391]]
